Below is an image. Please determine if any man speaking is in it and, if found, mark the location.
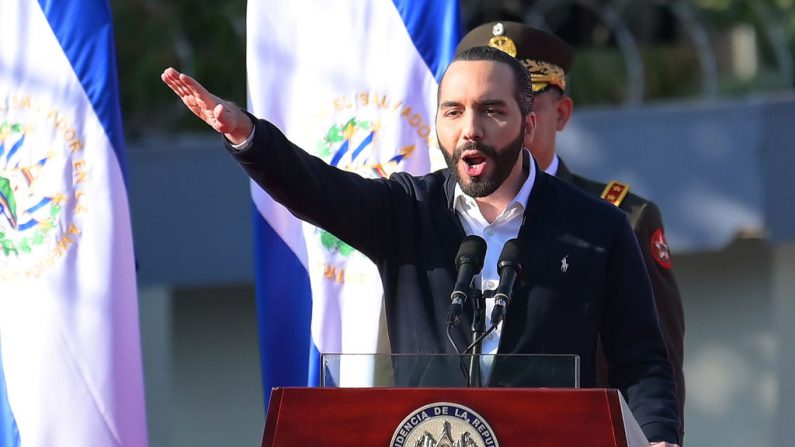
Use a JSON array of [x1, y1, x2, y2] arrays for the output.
[[456, 21, 687, 441], [162, 44, 680, 445]]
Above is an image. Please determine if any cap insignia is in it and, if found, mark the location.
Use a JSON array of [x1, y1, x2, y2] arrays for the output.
[[521, 59, 567, 92], [487, 23, 517, 57], [488, 36, 517, 57]]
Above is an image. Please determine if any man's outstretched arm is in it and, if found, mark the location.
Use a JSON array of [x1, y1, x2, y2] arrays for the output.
[[160, 67, 253, 144]]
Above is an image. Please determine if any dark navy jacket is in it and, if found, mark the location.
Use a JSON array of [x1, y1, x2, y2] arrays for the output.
[[230, 118, 680, 443], [557, 160, 686, 439]]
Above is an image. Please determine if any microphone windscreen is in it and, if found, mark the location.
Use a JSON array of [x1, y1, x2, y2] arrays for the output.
[[497, 238, 522, 273], [455, 235, 487, 271]]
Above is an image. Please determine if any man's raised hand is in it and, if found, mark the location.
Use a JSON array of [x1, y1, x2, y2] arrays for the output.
[[161, 67, 253, 145]]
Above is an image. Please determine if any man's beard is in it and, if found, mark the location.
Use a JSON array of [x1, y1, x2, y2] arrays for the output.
[[440, 127, 525, 198]]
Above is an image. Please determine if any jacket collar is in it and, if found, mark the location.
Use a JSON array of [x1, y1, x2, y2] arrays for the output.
[[554, 157, 574, 183]]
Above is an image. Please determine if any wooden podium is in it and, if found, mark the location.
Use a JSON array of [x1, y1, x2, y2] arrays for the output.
[[262, 387, 648, 446]]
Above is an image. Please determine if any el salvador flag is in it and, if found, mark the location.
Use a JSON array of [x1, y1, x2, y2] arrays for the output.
[[247, 0, 461, 402], [0, 1, 147, 446]]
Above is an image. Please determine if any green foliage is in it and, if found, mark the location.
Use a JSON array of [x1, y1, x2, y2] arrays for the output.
[[567, 48, 630, 105], [109, 0, 794, 135], [568, 44, 702, 105], [641, 44, 702, 101], [110, 0, 246, 139]]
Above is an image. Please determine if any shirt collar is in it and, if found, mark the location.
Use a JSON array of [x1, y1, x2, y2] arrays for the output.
[[545, 155, 560, 176]]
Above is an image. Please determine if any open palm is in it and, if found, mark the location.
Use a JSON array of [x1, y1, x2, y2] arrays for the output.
[[161, 67, 252, 143]]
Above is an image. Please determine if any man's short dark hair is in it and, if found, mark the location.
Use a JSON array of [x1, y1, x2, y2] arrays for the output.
[[440, 46, 534, 116]]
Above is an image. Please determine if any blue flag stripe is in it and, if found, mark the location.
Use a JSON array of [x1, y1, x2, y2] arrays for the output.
[[307, 343, 321, 387], [392, 0, 462, 82], [0, 347, 20, 447], [350, 131, 375, 162], [26, 198, 51, 214], [36, 0, 128, 179], [5, 136, 25, 163], [252, 207, 314, 408], [330, 140, 350, 168]]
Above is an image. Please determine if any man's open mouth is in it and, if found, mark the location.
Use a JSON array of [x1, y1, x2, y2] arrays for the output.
[[461, 151, 488, 177]]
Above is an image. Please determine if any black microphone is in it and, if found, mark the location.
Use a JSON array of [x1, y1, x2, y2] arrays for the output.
[[447, 235, 487, 326], [491, 238, 522, 327]]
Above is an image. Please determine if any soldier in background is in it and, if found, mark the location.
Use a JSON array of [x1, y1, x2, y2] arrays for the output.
[[456, 21, 686, 441]]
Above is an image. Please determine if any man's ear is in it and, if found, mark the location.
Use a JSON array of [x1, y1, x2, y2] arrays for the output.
[[523, 112, 537, 146], [556, 95, 574, 131]]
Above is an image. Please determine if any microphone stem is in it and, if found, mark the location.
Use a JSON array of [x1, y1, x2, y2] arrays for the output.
[[465, 324, 498, 354], [467, 289, 485, 387]]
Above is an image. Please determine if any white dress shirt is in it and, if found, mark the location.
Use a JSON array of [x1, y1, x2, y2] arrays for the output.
[[545, 154, 560, 176], [452, 150, 537, 368]]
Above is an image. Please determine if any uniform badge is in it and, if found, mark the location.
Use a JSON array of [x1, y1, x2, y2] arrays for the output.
[[488, 23, 517, 57], [391, 402, 499, 447], [650, 228, 673, 269], [600, 180, 630, 207]]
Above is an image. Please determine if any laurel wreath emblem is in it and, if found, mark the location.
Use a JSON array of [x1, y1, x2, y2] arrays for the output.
[[0, 121, 63, 257]]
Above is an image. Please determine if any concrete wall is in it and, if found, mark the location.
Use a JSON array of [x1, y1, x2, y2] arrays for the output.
[[676, 238, 776, 446], [139, 285, 263, 447], [128, 135, 254, 288], [773, 243, 795, 447]]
